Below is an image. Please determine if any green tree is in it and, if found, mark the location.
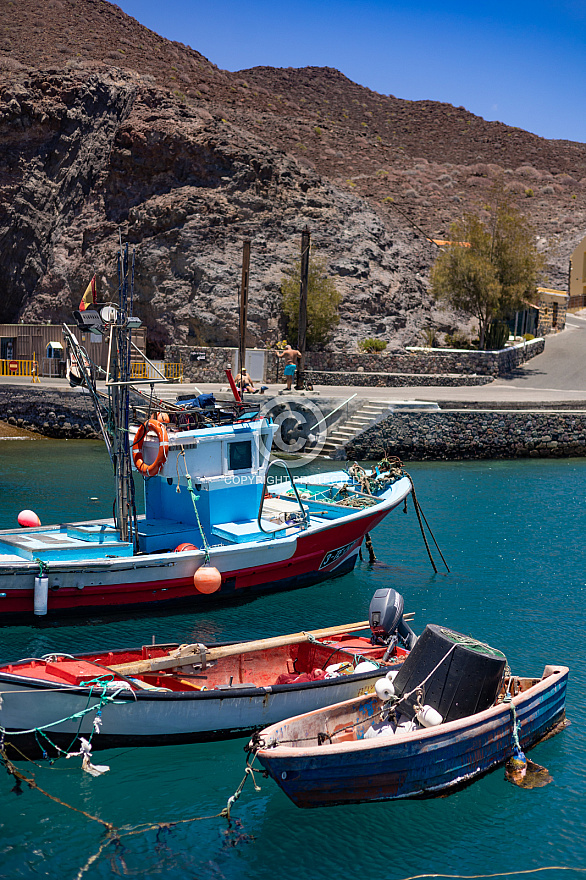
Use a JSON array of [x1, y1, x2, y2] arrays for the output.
[[281, 254, 341, 348], [430, 187, 545, 349]]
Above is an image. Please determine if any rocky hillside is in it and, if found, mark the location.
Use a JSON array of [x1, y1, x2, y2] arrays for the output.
[[1, 0, 585, 354]]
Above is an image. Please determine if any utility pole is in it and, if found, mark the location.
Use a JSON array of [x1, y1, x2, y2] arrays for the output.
[[238, 240, 250, 397], [296, 227, 310, 390]]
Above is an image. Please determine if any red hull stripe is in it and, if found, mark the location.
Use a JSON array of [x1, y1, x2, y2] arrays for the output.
[[0, 508, 388, 616]]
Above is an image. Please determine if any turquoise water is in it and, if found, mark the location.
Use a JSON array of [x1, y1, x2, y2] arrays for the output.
[[0, 440, 584, 880]]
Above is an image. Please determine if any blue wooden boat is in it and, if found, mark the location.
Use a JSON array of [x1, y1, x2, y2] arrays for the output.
[[252, 625, 568, 807]]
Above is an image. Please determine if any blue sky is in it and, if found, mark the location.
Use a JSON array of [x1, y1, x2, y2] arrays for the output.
[[116, 0, 586, 143]]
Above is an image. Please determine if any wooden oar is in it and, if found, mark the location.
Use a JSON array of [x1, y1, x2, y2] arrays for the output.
[[109, 613, 415, 677]]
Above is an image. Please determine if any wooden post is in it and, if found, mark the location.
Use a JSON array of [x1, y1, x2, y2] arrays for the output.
[[238, 240, 251, 398], [296, 227, 310, 390]]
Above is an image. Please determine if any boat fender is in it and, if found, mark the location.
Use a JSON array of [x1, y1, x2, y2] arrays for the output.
[[132, 418, 169, 477], [353, 660, 379, 674], [18, 509, 41, 528], [157, 412, 170, 423], [375, 677, 395, 701], [415, 705, 443, 727], [325, 661, 354, 678], [193, 565, 222, 594], [174, 543, 198, 552], [34, 576, 49, 616], [385, 669, 398, 682]]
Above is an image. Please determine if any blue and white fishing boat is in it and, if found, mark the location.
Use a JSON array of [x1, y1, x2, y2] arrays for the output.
[[0, 247, 413, 620]]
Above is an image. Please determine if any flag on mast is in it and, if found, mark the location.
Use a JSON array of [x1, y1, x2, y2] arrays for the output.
[[79, 275, 96, 311]]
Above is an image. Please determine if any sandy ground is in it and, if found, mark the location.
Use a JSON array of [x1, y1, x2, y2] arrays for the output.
[[0, 421, 44, 439]]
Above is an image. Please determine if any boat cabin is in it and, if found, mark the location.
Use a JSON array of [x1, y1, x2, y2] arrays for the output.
[[135, 414, 279, 553]]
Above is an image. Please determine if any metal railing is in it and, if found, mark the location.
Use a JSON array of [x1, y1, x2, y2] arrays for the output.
[[568, 294, 586, 309], [0, 358, 39, 377], [129, 362, 184, 382]]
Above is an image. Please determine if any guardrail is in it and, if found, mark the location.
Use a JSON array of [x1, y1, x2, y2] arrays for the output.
[[0, 358, 39, 377], [569, 295, 586, 309], [129, 362, 184, 382]]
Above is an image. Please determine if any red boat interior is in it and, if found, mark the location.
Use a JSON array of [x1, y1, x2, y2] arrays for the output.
[[1, 635, 408, 693]]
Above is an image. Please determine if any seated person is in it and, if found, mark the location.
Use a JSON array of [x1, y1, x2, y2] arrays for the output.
[[236, 368, 268, 394]]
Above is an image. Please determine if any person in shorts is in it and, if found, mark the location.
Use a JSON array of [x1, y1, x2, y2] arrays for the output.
[[277, 344, 301, 390], [235, 368, 268, 394]]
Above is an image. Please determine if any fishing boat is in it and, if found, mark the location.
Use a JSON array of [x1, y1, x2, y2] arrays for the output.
[[0, 246, 413, 621], [0, 588, 416, 757], [251, 624, 569, 807]]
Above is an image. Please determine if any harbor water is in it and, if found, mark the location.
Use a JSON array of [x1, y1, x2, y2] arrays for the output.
[[0, 439, 584, 880]]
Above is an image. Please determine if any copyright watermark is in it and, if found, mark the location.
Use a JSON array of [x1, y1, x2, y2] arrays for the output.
[[257, 398, 328, 469]]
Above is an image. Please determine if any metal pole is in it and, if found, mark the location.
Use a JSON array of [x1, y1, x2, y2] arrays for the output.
[[296, 227, 310, 391], [238, 240, 250, 397]]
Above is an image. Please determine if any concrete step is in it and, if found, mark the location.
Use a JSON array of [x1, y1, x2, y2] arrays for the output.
[[316, 398, 402, 456]]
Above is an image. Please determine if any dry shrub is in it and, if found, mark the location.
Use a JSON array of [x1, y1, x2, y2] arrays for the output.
[[515, 165, 542, 179]]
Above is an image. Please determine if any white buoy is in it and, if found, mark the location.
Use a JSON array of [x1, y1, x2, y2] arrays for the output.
[[374, 677, 396, 701], [353, 660, 379, 674], [416, 704, 443, 728], [34, 576, 49, 616]]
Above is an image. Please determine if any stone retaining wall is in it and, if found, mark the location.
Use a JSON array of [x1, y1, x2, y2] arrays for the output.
[[306, 338, 544, 377], [346, 410, 586, 461], [304, 371, 493, 387], [3, 385, 584, 463], [0, 387, 101, 439], [165, 345, 236, 384], [166, 339, 545, 383]]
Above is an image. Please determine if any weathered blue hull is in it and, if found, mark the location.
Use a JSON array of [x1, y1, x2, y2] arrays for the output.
[[256, 665, 568, 807]]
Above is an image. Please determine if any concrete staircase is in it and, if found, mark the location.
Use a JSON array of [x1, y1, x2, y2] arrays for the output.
[[319, 399, 440, 457], [319, 400, 395, 456]]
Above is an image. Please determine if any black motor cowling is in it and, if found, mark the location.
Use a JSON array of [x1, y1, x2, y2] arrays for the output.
[[369, 588, 418, 652], [392, 623, 507, 723]]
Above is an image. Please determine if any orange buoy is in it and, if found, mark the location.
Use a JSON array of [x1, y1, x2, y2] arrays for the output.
[[174, 542, 198, 552], [18, 509, 41, 528], [157, 412, 170, 423], [193, 566, 222, 594]]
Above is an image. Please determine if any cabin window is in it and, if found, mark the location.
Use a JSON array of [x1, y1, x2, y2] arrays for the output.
[[228, 440, 252, 471]]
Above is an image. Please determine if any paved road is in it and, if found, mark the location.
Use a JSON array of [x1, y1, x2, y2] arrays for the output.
[[491, 314, 586, 393]]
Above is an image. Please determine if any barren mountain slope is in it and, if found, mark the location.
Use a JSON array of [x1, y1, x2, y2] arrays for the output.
[[1, 0, 584, 353]]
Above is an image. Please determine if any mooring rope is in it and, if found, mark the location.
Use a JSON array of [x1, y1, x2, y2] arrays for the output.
[[395, 870, 586, 880], [1, 740, 253, 880], [178, 446, 211, 563]]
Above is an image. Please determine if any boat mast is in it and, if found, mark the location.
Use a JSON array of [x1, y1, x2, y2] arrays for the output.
[[110, 243, 138, 546]]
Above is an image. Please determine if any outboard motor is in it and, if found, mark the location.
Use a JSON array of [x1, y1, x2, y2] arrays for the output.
[[369, 588, 418, 656]]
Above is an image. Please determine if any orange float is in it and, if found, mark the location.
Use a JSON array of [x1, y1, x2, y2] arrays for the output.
[[193, 566, 222, 594], [18, 509, 41, 528], [174, 542, 198, 552], [132, 418, 169, 476], [157, 412, 170, 423]]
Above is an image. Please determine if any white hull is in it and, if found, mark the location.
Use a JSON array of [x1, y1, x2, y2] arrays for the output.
[[0, 669, 384, 747]]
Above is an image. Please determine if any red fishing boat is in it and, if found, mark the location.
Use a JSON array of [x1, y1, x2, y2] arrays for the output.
[[0, 589, 416, 757]]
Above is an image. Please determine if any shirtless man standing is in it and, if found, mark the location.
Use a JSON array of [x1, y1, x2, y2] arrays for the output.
[[276, 344, 302, 390]]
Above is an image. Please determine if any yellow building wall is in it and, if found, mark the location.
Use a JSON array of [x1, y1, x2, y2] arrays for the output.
[[570, 235, 586, 301]]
